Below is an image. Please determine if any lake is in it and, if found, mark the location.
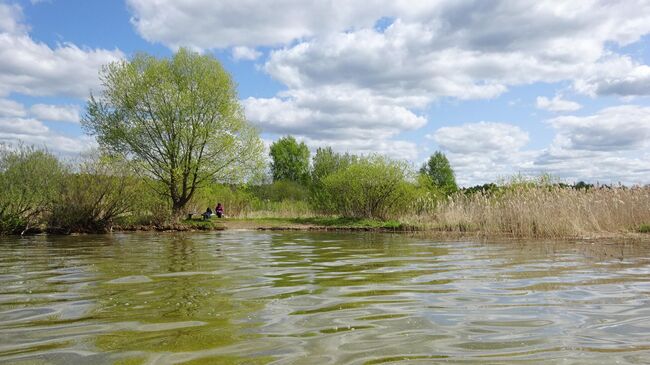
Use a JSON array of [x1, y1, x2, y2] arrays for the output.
[[1, 231, 650, 364]]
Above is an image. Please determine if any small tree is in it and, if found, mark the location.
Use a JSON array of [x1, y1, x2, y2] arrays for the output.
[[83, 49, 263, 218], [269, 136, 310, 184], [310, 146, 356, 212], [49, 152, 144, 233], [420, 151, 458, 194], [322, 156, 415, 219], [0, 146, 63, 234]]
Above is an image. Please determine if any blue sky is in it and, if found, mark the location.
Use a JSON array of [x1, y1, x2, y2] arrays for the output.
[[1, 1, 649, 185]]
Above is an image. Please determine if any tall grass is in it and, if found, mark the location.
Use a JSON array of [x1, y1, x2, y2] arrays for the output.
[[420, 184, 650, 238]]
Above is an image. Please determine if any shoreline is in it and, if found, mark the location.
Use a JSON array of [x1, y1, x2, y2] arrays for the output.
[[7, 217, 650, 242]]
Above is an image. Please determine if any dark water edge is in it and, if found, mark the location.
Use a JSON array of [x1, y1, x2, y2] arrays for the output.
[[1, 231, 650, 364]]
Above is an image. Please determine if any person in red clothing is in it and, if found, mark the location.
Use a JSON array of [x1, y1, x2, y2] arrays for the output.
[[215, 203, 224, 218]]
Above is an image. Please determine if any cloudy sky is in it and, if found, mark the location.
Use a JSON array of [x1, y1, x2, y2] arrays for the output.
[[1, 0, 649, 186]]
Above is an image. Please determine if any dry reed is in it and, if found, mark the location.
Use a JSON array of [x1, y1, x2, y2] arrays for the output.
[[419, 185, 650, 238]]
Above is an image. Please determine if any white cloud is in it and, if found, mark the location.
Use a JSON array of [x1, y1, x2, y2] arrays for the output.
[[0, 98, 26, 117], [573, 55, 650, 97], [432, 122, 529, 155], [243, 86, 425, 158], [126, 1, 650, 178], [0, 117, 49, 135], [528, 148, 650, 185], [232, 46, 262, 61], [0, 3, 26, 34], [548, 105, 650, 151], [0, 116, 94, 154], [127, 0, 389, 49], [536, 95, 582, 112], [0, 3, 124, 98], [430, 122, 530, 185], [0, 100, 94, 154], [30, 104, 81, 123], [518, 105, 650, 185], [244, 87, 426, 139]]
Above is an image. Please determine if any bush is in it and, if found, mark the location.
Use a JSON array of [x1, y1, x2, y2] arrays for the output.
[[0, 146, 63, 234], [319, 156, 416, 219], [48, 154, 144, 233], [189, 184, 258, 217], [250, 180, 309, 202]]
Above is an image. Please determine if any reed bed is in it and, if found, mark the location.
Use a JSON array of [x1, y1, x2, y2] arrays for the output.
[[421, 185, 650, 238]]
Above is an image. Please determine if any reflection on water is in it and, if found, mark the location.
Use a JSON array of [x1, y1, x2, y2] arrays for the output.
[[1, 232, 650, 364]]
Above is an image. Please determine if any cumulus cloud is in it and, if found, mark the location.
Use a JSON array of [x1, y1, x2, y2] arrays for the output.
[[29, 104, 81, 123], [126, 0, 650, 167], [0, 99, 93, 154], [0, 115, 94, 154], [0, 3, 26, 34], [429, 122, 530, 185], [548, 105, 650, 152], [244, 86, 426, 139], [432, 122, 529, 154], [129, 0, 650, 99], [536, 95, 581, 112], [517, 105, 650, 184], [127, 0, 389, 49], [232, 46, 262, 61], [243, 86, 425, 159], [0, 98, 26, 117], [528, 148, 650, 185], [0, 3, 124, 98], [0, 117, 49, 135], [573, 55, 650, 97]]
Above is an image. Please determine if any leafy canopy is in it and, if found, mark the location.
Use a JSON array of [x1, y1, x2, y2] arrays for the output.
[[82, 48, 263, 215], [420, 151, 458, 194], [269, 135, 310, 184]]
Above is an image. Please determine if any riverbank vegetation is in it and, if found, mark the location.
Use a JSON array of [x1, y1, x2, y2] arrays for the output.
[[2, 144, 648, 238], [1, 49, 648, 238]]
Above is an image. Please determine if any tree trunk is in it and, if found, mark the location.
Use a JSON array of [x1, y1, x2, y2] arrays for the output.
[[172, 200, 185, 222]]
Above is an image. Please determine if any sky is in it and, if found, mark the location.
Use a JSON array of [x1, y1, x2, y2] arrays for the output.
[[1, 0, 649, 186]]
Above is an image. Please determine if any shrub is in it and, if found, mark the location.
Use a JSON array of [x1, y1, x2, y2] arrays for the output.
[[0, 146, 63, 234], [250, 180, 309, 202], [320, 156, 416, 219], [189, 183, 258, 217], [48, 153, 143, 233]]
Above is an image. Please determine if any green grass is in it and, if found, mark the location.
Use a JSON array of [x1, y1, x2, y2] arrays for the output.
[[219, 216, 415, 230], [639, 224, 650, 233], [181, 218, 225, 230], [289, 217, 408, 230]]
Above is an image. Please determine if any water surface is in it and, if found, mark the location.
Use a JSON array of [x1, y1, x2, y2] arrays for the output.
[[1, 231, 650, 364]]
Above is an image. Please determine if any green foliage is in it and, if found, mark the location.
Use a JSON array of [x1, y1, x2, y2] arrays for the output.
[[463, 183, 499, 196], [189, 183, 256, 217], [250, 180, 309, 202], [83, 48, 264, 217], [310, 147, 356, 212], [639, 224, 650, 233], [320, 156, 416, 219], [290, 217, 406, 230], [420, 151, 458, 195], [48, 153, 145, 233], [269, 136, 310, 184], [0, 146, 63, 234]]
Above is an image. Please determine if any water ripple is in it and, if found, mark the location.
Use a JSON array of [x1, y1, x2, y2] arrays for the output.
[[1, 232, 650, 364]]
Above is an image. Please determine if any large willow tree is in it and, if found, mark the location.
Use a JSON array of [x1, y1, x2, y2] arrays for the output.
[[83, 49, 263, 217]]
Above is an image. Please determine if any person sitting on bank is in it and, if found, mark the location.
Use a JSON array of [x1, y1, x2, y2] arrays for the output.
[[215, 203, 224, 218], [201, 207, 213, 220]]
